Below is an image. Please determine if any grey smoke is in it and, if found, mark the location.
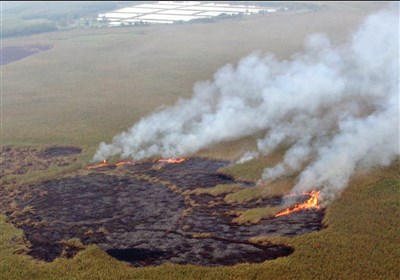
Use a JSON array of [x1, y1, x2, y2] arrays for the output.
[[94, 8, 399, 201]]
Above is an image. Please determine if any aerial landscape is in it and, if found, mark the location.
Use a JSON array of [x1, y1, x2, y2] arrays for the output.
[[1, 1, 399, 280]]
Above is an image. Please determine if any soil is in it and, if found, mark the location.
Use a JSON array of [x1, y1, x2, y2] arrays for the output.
[[1, 44, 53, 65], [5, 150, 325, 267]]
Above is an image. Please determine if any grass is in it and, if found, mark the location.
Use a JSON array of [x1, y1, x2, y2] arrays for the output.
[[255, 175, 400, 279], [190, 184, 245, 196], [2, 2, 380, 149], [223, 177, 295, 204], [1, 2, 396, 279], [1, 163, 399, 280], [219, 147, 287, 181], [2, 154, 88, 193], [1, 2, 122, 37], [231, 206, 284, 225], [1, 17, 57, 38]]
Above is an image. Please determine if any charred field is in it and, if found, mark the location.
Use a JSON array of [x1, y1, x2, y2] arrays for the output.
[[1, 2, 398, 279], [1, 145, 398, 280], [2, 147, 324, 267]]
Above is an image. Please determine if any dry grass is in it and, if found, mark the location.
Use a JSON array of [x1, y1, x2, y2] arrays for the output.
[[231, 206, 284, 225], [219, 148, 285, 181], [1, 164, 399, 280], [1, 2, 396, 280], [223, 178, 296, 204], [190, 184, 245, 196], [2, 161, 83, 192], [2, 2, 381, 149]]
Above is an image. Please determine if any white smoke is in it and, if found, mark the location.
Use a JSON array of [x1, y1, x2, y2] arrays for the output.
[[236, 151, 259, 164], [94, 8, 399, 201]]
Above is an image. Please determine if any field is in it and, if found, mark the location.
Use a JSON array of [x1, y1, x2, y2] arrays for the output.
[[98, 2, 275, 25], [1, 2, 399, 280]]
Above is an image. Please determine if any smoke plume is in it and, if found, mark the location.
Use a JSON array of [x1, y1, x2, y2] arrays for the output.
[[94, 8, 399, 201]]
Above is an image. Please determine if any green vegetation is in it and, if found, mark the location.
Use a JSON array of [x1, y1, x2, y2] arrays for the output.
[[1, 1, 124, 38], [2, 2, 117, 21], [2, 18, 57, 38], [255, 1, 321, 11]]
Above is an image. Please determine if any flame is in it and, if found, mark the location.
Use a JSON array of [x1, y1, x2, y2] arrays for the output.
[[87, 160, 108, 169], [115, 160, 135, 166], [275, 190, 320, 217], [86, 157, 186, 170], [158, 157, 187, 164]]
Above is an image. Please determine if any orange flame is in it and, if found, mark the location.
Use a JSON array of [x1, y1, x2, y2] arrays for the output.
[[275, 190, 320, 217], [87, 160, 108, 169], [158, 157, 187, 164], [115, 160, 135, 166], [86, 157, 186, 169]]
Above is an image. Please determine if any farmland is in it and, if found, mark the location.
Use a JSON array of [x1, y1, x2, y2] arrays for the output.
[[97, 1, 278, 25]]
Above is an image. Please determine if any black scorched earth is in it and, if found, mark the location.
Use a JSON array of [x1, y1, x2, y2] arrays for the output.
[[2, 146, 324, 266]]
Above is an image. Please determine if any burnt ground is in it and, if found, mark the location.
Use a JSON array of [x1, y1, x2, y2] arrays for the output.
[[39, 146, 82, 158], [1, 44, 53, 65], [4, 150, 325, 267], [1, 145, 81, 178]]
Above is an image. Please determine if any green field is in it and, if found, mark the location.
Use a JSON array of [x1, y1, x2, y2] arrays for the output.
[[1, 2, 399, 279]]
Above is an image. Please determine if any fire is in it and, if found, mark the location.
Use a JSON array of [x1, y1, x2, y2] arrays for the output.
[[115, 160, 135, 166], [87, 160, 108, 169], [275, 190, 320, 217], [87, 160, 135, 169], [86, 157, 186, 170], [158, 157, 187, 164]]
